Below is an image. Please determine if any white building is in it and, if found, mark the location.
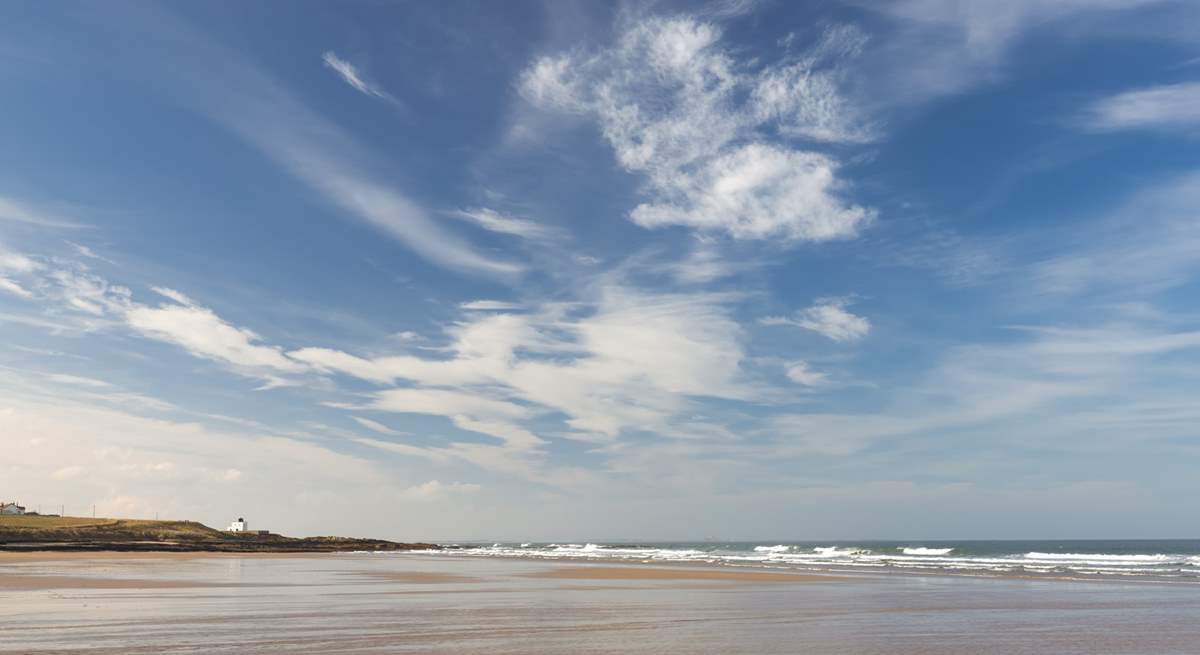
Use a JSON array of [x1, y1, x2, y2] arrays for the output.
[[1, 502, 26, 515], [227, 517, 247, 532]]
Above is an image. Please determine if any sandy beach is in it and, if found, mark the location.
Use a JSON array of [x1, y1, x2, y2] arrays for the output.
[[3, 552, 1199, 654]]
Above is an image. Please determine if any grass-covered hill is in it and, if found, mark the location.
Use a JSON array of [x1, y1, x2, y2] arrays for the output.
[[0, 515, 437, 553]]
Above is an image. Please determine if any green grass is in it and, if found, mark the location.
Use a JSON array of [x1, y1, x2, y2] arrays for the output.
[[0, 515, 226, 540], [0, 516, 116, 529]]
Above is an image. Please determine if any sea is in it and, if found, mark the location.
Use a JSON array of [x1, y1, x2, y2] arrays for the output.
[[425, 539, 1200, 581]]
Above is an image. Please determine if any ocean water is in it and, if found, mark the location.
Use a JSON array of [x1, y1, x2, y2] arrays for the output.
[[425, 540, 1200, 581]]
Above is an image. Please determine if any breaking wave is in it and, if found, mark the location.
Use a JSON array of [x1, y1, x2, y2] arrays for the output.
[[901, 547, 954, 556], [404, 541, 1200, 582]]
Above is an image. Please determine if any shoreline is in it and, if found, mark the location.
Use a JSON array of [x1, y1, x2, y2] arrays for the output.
[[414, 551, 1200, 586], [4, 549, 1192, 586]]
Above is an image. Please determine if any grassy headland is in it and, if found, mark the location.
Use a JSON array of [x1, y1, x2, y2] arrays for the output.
[[0, 515, 437, 553]]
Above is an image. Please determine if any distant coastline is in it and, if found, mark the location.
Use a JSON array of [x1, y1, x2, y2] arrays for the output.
[[0, 515, 437, 553]]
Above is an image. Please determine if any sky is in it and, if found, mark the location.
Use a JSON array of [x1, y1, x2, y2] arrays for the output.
[[2, 1, 1199, 541]]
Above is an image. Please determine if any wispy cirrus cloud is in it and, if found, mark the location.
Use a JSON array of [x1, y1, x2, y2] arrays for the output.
[[351, 416, 406, 437], [1028, 170, 1200, 298], [45, 373, 112, 388], [125, 288, 307, 376], [102, 12, 516, 277], [761, 297, 870, 342], [784, 360, 827, 386], [859, 0, 1174, 104], [0, 195, 86, 228], [460, 299, 522, 311], [0, 249, 41, 273], [0, 247, 40, 297], [0, 221, 764, 479], [451, 208, 562, 241], [0, 277, 32, 298], [1081, 81, 1200, 132], [398, 479, 481, 501], [306, 285, 751, 448], [321, 51, 401, 106], [769, 320, 1200, 457]]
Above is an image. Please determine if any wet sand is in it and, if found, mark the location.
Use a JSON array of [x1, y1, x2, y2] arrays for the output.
[[3, 553, 1199, 654], [525, 565, 845, 582], [0, 551, 324, 563], [0, 574, 215, 590]]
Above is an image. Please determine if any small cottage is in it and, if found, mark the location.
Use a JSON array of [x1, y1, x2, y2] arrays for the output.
[[0, 502, 26, 515]]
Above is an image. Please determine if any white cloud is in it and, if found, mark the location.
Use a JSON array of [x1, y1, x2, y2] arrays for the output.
[[761, 297, 870, 342], [364, 388, 531, 421], [520, 55, 586, 112], [51, 465, 86, 481], [449, 415, 544, 450], [151, 286, 196, 306], [1082, 82, 1200, 131], [66, 242, 116, 265], [0, 385, 429, 537], [321, 51, 395, 102], [138, 22, 516, 276], [398, 480, 481, 501], [785, 361, 827, 386], [290, 312, 540, 386], [296, 284, 748, 455], [769, 319, 1200, 456], [861, 0, 1168, 103], [351, 416, 406, 437], [751, 24, 873, 142], [46, 374, 111, 388], [630, 144, 872, 240], [1027, 170, 1200, 298], [0, 195, 84, 228], [451, 208, 560, 241], [69, 242, 102, 260], [125, 300, 307, 375], [0, 250, 40, 273], [273, 153, 521, 275], [0, 277, 31, 298], [665, 240, 737, 284], [49, 269, 131, 317], [460, 299, 521, 311], [520, 17, 873, 241], [352, 436, 451, 463], [1019, 326, 1200, 357], [287, 347, 394, 384]]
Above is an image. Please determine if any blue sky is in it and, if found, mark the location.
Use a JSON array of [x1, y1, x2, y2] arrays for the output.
[[2, 1, 1199, 540]]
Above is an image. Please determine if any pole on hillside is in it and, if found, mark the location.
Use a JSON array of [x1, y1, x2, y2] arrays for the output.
[[93, 504, 96, 518]]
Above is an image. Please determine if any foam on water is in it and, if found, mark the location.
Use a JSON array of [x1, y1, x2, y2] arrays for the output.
[[421, 541, 1200, 581], [1024, 552, 1175, 563], [812, 546, 868, 556], [901, 547, 954, 555], [754, 545, 791, 553]]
